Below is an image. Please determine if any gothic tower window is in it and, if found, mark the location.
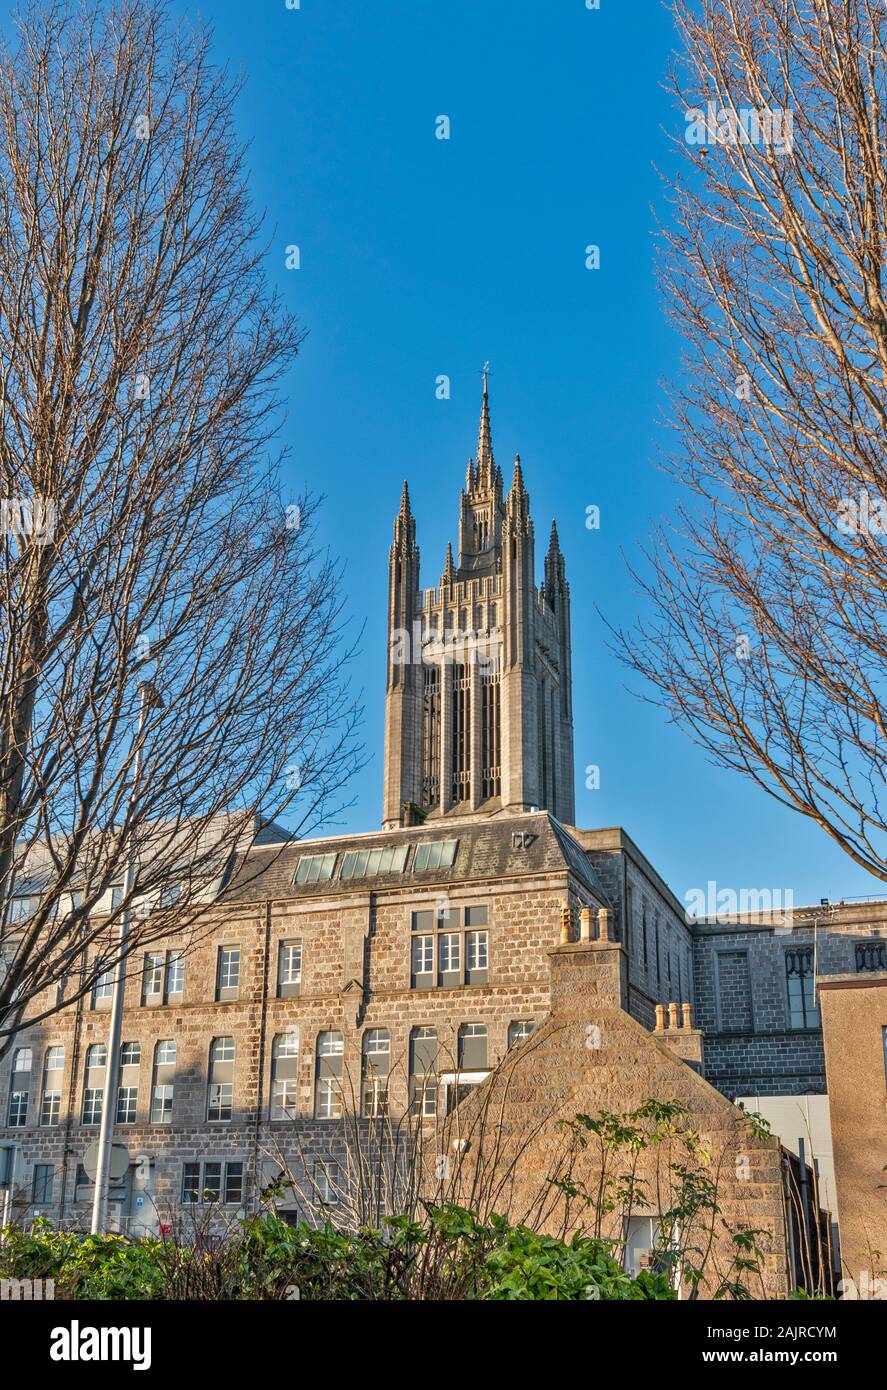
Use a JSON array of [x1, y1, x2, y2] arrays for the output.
[[452, 663, 471, 802], [422, 665, 440, 807], [481, 669, 501, 799]]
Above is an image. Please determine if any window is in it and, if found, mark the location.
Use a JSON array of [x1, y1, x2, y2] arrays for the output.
[[314, 1032, 343, 1119], [142, 950, 184, 1004], [116, 1041, 140, 1124], [159, 880, 181, 908], [413, 839, 458, 873], [481, 668, 501, 799], [458, 1023, 488, 1071], [110, 885, 123, 910], [313, 1159, 340, 1206], [277, 940, 302, 998], [508, 1020, 534, 1050], [271, 1032, 300, 1120], [452, 663, 470, 802], [182, 1160, 243, 1206], [340, 845, 409, 879], [151, 1040, 176, 1124], [166, 951, 185, 1000], [624, 1216, 674, 1281], [409, 1027, 437, 1118], [92, 967, 114, 1009], [856, 940, 887, 973], [216, 946, 240, 1002], [293, 853, 337, 884], [82, 1043, 107, 1125], [422, 664, 441, 807], [40, 1046, 64, 1126], [7, 1047, 32, 1127], [439, 932, 461, 986], [116, 1088, 137, 1124], [207, 1037, 235, 1121], [786, 948, 819, 1029], [6, 895, 35, 924], [654, 911, 661, 986], [361, 1029, 390, 1118], [410, 904, 489, 988], [142, 953, 164, 1003], [411, 934, 434, 987], [32, 1164, 54, 1205], [716, 952, 753, 1033], [466, 930, 488, 985], [224, 1161, 244, 1205]]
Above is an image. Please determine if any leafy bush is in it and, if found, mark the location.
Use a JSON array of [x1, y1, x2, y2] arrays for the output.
[[0, 1218, 167, 1299], [0, 1206, 674, 1301]]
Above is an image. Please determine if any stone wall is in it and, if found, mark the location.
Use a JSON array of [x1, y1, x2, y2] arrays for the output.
[[432, 938, 790, 1298]]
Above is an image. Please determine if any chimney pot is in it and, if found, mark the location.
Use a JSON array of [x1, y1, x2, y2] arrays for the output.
[[560, 903, 574, 945]]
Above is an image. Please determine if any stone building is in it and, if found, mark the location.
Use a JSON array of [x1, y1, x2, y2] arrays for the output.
[[383, 368, 574, 829], [0, 384, 884, 1292]]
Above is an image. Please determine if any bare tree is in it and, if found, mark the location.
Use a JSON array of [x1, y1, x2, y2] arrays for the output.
[[0, 0, 362, 1051], [617, 0, 887, 881]]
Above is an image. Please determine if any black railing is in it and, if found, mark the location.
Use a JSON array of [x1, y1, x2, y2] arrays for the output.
[[855, 940, 887, 972]]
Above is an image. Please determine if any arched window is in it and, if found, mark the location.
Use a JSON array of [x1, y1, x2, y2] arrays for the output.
[[507, 1021, 534, 1051], [271, 1031, 300, 1120], [457, 1023, 487, 1070], [82, 1043, 106, 1125], [7, 1047, 32, 1126], [116, 1041, 141, 1124], [408, 1027, 437, 1118], [151, 1040, 176, 1124], [207, 1037, 235, 1121], [40, 1046, 64, 1126], [361, 1029, 390, 1118], [314, 1032, 343, 1119]]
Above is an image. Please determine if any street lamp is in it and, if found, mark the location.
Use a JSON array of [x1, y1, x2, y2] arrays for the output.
[[90, 680, 164, 1236]]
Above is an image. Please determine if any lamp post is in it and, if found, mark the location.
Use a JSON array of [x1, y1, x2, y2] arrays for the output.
[[90, 680, 164, 1236]]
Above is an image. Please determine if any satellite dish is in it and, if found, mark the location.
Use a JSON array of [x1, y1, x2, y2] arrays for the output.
[[83, 1141, 130, 1183]]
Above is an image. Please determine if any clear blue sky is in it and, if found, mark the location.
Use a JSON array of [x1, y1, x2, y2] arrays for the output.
[[177, 0, 880, 909]]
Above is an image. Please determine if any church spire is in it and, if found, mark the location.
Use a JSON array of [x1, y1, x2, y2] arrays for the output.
[[544, 517, 567, 604], [442, 540, 454, 583], [392, 479, 418, 556], [476, 363, 494, 486]]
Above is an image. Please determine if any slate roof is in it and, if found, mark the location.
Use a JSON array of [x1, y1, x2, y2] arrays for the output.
[[222, 811, 608, 905]]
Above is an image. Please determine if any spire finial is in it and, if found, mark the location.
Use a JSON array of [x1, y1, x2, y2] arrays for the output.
[[442, 540, 454, 582], [549, 517, 559, 550], [399, 479, 411, 515], [476, 363, 494, 483]]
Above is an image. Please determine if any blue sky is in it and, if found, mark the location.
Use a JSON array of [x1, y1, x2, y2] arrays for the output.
[[170, 0, 881, 910]]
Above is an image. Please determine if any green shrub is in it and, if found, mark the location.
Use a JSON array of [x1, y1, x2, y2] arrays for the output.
[[0, 1206, 676, 1301]]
